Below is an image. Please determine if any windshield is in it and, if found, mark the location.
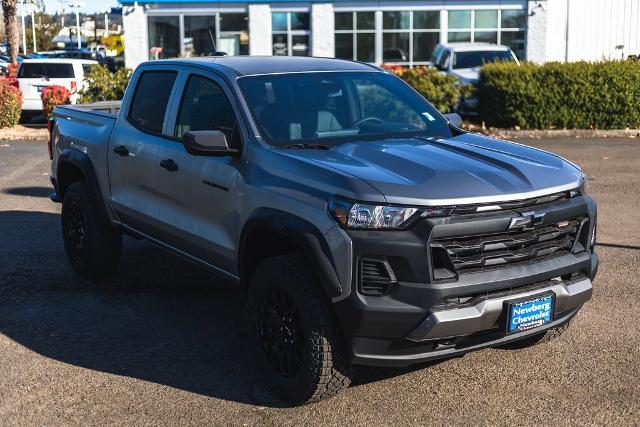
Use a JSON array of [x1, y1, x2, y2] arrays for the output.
[[238, 72, 452, 147], [453, 50, 514, 69]]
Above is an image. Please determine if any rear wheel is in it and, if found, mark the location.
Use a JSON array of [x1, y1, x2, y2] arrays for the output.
[[61, 182, 122, 278], [247, 254, 355, 405]]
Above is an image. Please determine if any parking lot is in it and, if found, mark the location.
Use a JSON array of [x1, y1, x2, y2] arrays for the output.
[[0, 137, 638, 425]]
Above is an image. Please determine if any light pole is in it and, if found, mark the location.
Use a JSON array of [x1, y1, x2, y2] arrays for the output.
[[31, 8, 37, 52], [74, 1, 81, 48], [66, 0, 84, 49], [101, 9, 109, 38]]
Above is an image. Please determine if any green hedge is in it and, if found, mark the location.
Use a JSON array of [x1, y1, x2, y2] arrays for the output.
[[477, 60, 640, 129], [385, 65, 472, 113]]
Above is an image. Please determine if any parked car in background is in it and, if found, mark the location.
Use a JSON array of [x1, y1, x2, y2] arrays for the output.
[[431, 43, 519, 115], [17, 58, 99, 119]]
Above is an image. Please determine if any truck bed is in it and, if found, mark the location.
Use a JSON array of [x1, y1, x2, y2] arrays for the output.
[[52, 104, 119, 212]]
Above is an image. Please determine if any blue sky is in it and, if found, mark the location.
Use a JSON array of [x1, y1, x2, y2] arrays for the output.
[[42, 0, 119, 14]]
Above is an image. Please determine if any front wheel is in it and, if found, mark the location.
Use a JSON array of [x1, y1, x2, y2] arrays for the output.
[[246, 254, 355, 405]]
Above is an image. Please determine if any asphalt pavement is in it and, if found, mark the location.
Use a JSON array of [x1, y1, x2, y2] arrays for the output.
[[0, 137, 638, 425]]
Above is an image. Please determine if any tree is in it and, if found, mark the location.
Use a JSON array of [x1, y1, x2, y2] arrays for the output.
[[25, 5, 61, 52], [2, 0, 19, 64]]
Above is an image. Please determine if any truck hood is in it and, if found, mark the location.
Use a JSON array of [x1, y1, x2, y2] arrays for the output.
[[451, 68, 480, 84], [279, 133, 583, 206]]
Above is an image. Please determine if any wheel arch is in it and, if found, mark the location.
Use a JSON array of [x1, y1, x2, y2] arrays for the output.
[[239, 208, 343, 299], [57, 148, 112, 227]]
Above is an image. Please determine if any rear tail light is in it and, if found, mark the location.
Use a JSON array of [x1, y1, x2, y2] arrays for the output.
[[10, 79, 19, 89], [47, 118, 55, 160], [70, 81, 77, 91]]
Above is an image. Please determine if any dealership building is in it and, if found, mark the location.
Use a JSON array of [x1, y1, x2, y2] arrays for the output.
[[119, 0, 640, 70]]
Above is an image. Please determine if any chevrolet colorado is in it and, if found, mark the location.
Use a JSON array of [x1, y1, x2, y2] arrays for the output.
[[48, 57, 598, 404]]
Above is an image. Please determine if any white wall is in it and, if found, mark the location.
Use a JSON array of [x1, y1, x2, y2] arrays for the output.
[[122, 4, 148, 70], [566, 0, 640, 61], [311, 3, 334, 57], [249, 4, 272, 55], [527, 0, 640, 63]]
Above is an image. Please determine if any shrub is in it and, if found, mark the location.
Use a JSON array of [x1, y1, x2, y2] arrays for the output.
[[384, 65, 472, 113], [0, 78, 22, 128], [78, 65, 132, 103], [42, 85, 71, 118], [477, 60, 640, 129]]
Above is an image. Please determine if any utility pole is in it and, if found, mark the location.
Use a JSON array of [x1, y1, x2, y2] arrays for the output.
[[104, 10, 109, 38], [74, 1, 80, 48], [20, 0, 26, 54], [31, 8, 36, 52]]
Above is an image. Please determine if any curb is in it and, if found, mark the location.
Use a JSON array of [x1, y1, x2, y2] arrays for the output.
[[470, 128, 640, 140]]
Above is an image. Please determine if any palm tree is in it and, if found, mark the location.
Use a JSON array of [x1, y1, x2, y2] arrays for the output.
[[2, 0, 19, 64]]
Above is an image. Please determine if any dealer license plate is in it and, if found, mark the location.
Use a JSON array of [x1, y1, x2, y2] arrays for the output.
[[507, 293, 554, 334]]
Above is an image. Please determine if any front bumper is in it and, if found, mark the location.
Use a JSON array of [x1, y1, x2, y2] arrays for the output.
[[332, 195, 598, 367], [405, 276, 591, 341]]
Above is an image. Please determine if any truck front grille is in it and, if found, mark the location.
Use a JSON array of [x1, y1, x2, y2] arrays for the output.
[[431, 217, 587, 279]]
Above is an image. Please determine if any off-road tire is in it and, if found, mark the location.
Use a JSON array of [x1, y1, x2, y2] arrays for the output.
[[61, 182, 122, 278], [502, 316, 574, 349], [247, 254, 356, 405]]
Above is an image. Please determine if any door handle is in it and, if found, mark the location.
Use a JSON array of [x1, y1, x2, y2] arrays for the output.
[[160, 158, 178, 172], [113, 145, 129, 157]]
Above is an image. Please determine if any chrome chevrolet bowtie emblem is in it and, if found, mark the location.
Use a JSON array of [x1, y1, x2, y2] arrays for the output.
[[508, 211, 545, 231]]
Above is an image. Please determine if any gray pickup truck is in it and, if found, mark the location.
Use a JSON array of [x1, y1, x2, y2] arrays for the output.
[[49, 57, 598, 404]]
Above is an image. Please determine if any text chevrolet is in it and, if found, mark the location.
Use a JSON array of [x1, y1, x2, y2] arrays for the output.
[[48, 57, 598, 404]]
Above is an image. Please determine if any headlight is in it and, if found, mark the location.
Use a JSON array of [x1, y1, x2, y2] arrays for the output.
[[570, 175, 588, 197], [329, 197, 452, 230]]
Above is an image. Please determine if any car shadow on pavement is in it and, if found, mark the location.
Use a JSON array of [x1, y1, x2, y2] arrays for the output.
[[0, 210, 427, 408], [3, 186, 52, 198]]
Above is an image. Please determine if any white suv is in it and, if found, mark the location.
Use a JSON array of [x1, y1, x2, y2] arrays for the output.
[[17, 58, 98, 115]]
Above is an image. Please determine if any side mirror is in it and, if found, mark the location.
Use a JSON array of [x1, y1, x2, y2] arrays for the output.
[[443, 113, 463, 128], [182, 130, 239, 156]]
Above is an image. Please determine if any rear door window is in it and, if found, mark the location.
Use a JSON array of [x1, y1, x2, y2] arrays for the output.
[[18, 63, 75, 78], [128, 71, 178, 135]]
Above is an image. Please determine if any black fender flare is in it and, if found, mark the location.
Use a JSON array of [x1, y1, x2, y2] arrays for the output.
[[239, 208, 344, 299], [56, 148, 112, 227]]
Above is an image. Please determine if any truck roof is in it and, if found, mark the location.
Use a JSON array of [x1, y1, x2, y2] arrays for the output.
[[148, 56, 379, 76]]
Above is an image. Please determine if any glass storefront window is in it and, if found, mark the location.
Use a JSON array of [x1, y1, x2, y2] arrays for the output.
[[475, 10, 498, 28], [272, 12, 287, 32], [413, 32, 439, 61], [383, 33, 409, 62], [357, 12, 375, 30], [148, 16, 180, 59], [501, 10, 526, 28], [220, 13, 249, 55], [272, 12, 310, 56], [447, 31, 471, 43], [445, 9, 526, 59], [183, 16, 216, 57], [357, 33, 375, 62], [448, 10, 471, 29], [413, 11, 440, 30], [334, 11, 376, 63], [501, 30, 526, 59], [383, 11, 410, 30]]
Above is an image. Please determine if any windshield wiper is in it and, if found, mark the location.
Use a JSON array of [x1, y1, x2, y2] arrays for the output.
[[279, 143, 332, 150]]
